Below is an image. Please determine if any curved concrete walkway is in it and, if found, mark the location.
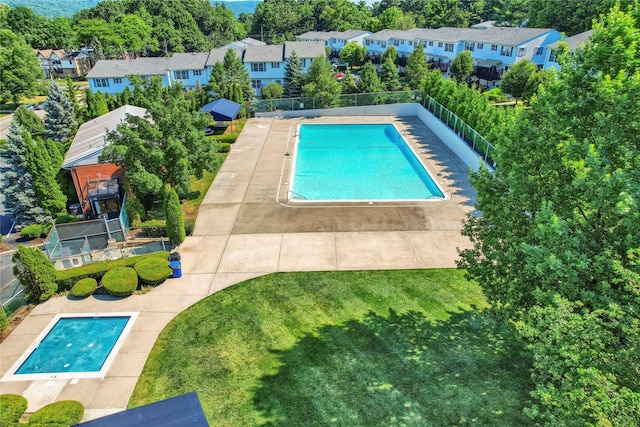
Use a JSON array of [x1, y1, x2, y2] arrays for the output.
[[0, 115, 475, 422]]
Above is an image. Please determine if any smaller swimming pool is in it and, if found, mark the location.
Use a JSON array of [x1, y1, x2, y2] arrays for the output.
[[2, 313, 137, 381], [289, 124, 445, 201]]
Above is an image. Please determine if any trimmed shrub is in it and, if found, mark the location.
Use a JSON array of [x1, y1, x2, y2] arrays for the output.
[[20, 224, 42, 240], [55, 251, 169, 291], [70, 277, 97, 298], [102, 267, 138, 297], [29, 400, 84, 425], [134, 258, 172, 286], [55, 213, 81, 224], [164, 187, 186, 245], [0, 394, 27, 425], [219, 142, 231, 153]]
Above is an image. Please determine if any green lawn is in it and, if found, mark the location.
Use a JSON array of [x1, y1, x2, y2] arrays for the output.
[[130, 270, 537, 426]]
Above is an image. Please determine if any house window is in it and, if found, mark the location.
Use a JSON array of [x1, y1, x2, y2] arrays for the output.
[[428, 41, 433, 47], [500, 46, 513, 56], [409, 41, 413, 46], [491, 45, 497, 51], [394, 39, 400, 46], [549, 51, 557, 62], [193, 69, 202, 76], [252, 63, 266, 72], [272, 62, 280, 68], [365, 40, 371, 46], [113, 77, 122, 84], [95, 78, 109, 88], [445, 43, 454, 52], [251, 79, 262, 89], [477, 43, 484, 49], [533, 47, 543, 55], [174, 70, 188, 79], [381, 42, 386, 48], [464, 42, 475, 51], [438, 42, 443, 48], [517, 47, 526, 57]]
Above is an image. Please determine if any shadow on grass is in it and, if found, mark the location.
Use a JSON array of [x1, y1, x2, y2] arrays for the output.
[[253, 309, 536, 426]]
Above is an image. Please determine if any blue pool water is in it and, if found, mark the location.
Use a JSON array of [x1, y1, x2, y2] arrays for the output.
[[16, 316, 130, 375], [291, 124, 444, 201]]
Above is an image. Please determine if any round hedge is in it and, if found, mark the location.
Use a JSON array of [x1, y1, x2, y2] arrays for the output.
[[0, 394, 27, 425], [134, 257, 172, 286], [29, 400, 84, 425], [70, 277, 97, 298], [101, 267, 139, 297]]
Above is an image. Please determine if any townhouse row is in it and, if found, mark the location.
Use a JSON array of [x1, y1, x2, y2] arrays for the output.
[[85, 27, 592, 97]]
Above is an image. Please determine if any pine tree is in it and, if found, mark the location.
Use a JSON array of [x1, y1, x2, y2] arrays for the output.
[[406, 43, 429, 90], [44, 81, 77, 146], [118, 86, 133, 107], [12, 245, 57, 302], [357, 61, 384, 93], [164, 187, 186, 245], [65, 76, 79, 113], [22, 132, 67, 217], [222, 48, 254, 104], [0, 122, 47, 225], [13, 106, 45, 135], [93, 91, 110, 116], [380, 56, 402, 91], [283, 51, 303, 98]]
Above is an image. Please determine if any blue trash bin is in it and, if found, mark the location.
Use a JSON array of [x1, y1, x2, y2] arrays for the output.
[[169, 261, 182, 278]]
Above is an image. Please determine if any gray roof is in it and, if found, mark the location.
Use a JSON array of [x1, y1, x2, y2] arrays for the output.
[[243, 44, 284, 63], [239, 37, 266, 46], [337, 30, 371, 40], [86, 57, 170, 79], [297, 31, 333, 41], [547, 29, 593, 50], [364, 29, 405, 42], [167, 52, 209, 70], [284, 41, 326, 59], [205, 48, 241, 66], [62, 105, 148, 169], [458, 27, 556, 46]]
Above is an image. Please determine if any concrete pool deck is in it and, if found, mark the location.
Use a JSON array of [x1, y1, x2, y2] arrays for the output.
[[0, 115, 476, 421]]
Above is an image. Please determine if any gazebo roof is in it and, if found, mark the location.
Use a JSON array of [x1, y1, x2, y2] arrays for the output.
[[200, 98, 241, 122]]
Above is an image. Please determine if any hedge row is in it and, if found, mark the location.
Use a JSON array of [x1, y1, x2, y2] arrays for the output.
[[0, 395, 83, 426], [56, 251, 169, 291]]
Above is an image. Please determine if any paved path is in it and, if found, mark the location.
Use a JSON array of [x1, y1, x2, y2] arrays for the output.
[[0, 115, 476, 422]]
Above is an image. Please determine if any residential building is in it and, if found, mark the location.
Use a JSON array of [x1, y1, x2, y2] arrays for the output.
[[543, 30, 593, 71], [86, 57, 172, 95], [167, 52, 211, 90], [35, 49, 92, 79], [223, 37, 266, 50], [296, 30, 370, 60], [61, 105, 148, 219]]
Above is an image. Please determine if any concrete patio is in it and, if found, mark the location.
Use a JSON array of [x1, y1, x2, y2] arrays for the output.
[[0, 114, 476, 421]]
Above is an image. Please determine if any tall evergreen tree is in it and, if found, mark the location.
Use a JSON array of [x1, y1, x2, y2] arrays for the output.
[[283, 51, 303, 98], [222, 48, 254, 105], [163, 187, 186, 245], [13, 245, 57, 302], [93, 91, 110, 116], [23, 132, 67, 217], [357, 61, 385, 93], [449, 51, 473, 83], [406, 43, 429, 90], [0, 122, 47, 225], [302, 55, 342, 108], [44, 81, 78, 146], [13, 106, 45, 135], [380, 56, 402, 91]]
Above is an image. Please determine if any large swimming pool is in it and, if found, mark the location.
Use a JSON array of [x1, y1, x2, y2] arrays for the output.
[[289, 124, 444, 201], [3, 313, 137, 381]]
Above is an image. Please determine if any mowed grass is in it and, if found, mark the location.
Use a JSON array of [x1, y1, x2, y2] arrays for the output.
[[130, 270, 536, 426]]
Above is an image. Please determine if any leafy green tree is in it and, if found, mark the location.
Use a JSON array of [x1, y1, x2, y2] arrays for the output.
[[93, 91, 110, 116], [43, 82, 78, 146], [405, 42, 429, 90], [0, 122, 47, 225], [357, 61, 385, 93], [459, 7, 640, 425], [251, 0, 312, 43], [222, 48, 254, 105], [499, 59, 537, 104], [22, 132, 67, 217], [449, 51, 474, 83], [13, 245, 57, 302], [319, 0, 371, 32], [103, 78, 218, 206], [522, 68, 555, 101], [283, 51, 304, 98], [423, 0, 471, 28], [302, 55, 342, 108], [13, 106, 45, 136], [261, 82, 283, 99], [380, 56, 402, 91], [163, 187, 186, 245], [0, 29, 42, 105], [491, 0, 530, 26], [339, 41, 366, 69]]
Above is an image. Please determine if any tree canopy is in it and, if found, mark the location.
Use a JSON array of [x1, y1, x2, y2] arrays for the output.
[[0, 29, 42, 105], [458, 6, 640, 424]]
